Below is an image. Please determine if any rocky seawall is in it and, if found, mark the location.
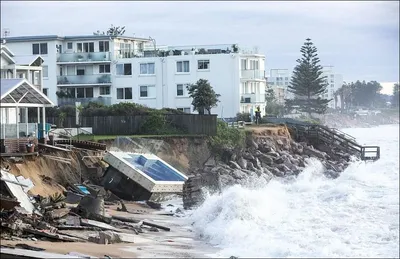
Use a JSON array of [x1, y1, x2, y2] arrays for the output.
[[183, 126, 352, 209]]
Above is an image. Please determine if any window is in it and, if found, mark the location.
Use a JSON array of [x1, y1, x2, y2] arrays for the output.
[[77, 88, 85, 98], [125, 88, 132, 99], [177, 107, 191, 113], [330, 74, 334, 78], [177, 84, 184, 96], [42, 88, 48, 96], [67, 42, 73, 49], [100, 86, 110, 95], [40, 43, 47, 54], [331, 84, 334, 88], [85, 88, 94, 98], [176, 83, 189, 96], [241, 59, 247, 70], [77, 66, 85, 76], [140, 85, 156, 98], [77, 43, 83, 53], [77, 42, 94, 53], [116, 63, 132, 75], [249, 60, 259, 70], [117, 88, 124, 99], [285, 77, 289, 80], [117, 87, 132, 99], [42, 66, 49, 78], [198, 60, 210, 70], [32, 43, 48, 55], [269, 82, 275, 85], [99, 64, 110, 73], [99, 41, 110, 52], [285, 82, 288, 85], [140, 63, 155, 75], [140, 86, 148, 97], [67, 88, 75, 98], [176, 61, 190, 73]]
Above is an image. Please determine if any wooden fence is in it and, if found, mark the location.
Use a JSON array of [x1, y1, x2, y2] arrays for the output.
[[29, 114, 217, 136]]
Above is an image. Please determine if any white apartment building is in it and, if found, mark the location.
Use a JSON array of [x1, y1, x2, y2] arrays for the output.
[[2, 35, 266, 118], [266, 69, 292, 105], [266, 67, 343, 109]]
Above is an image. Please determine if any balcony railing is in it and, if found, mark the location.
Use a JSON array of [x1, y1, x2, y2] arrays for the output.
[[57, 74, 111, 85], [57, 97, 112, 106], [240, 70, 265, 80], [57, 52, 111, 63], [240, 93, 265, 104]]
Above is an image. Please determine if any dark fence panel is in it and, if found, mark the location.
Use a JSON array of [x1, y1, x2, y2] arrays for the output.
[[33, 114, 217, 136]]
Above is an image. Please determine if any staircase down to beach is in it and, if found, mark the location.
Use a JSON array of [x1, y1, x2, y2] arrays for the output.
[[266, 118, 380, 161]]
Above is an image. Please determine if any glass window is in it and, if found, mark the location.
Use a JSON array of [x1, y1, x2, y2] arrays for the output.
[[116, 63, 132, 75], [40, 43, 48, 54], [125, 88, 132, 99], [99, 41, 109, 52], [140, 86, 148, 97], [177, 84, 184, 96], [42, 65, 49, 78], [32, 44, 40, 55], [177, 61, 190, 73], [85, 88, 94, 98], [100, 86, 110, 95], [117, 88, 124, 99], [76, 88, 85, 98], [198, 60, 210, 70], [77, 43, 83, 52], [67, 42, 73, 49], [140, 63, 155, 74], [42, 88, 48, 96], [99, 64, 110, 73]]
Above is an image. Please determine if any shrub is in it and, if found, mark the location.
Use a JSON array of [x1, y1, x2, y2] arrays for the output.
[[209, 120, 246, 156], [236, 112, 251, 122]]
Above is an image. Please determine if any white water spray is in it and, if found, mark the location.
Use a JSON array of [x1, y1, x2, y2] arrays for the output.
[[186, 125, 399, 258]]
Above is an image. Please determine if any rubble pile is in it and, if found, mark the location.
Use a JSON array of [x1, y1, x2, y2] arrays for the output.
[[0, 168, 172, 253]]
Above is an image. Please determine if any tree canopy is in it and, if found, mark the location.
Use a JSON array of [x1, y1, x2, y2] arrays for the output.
[[93, 24, 126, 36], [187, 79, 220, 115], [335, 80, 384, 110], [285, 38, 330, 116]]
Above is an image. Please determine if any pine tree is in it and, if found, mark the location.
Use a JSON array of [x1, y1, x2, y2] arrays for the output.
[[285, 38, 330, 117]]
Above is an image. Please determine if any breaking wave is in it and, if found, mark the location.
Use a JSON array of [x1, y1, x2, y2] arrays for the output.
[[188, 125, 399, 258]]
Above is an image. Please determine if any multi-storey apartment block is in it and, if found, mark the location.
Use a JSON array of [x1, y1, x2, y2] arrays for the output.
[[266, 67, 343, 109], [2, 35, 267, 118], [266, 69, 292, 105]]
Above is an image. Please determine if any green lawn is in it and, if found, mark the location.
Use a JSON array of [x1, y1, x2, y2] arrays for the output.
[[72, 134, 207, 141]]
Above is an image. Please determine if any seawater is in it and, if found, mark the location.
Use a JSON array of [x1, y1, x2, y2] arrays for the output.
[[185, 124, 399, 258]]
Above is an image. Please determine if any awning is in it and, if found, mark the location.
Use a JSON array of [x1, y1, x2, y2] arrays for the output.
[[1, 78, 54, 108]]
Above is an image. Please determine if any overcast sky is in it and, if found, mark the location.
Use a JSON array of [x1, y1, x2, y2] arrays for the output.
[[1, 1, 399, 93]]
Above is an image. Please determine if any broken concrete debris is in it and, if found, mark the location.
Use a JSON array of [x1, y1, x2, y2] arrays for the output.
[[1, 169, 173, 256]]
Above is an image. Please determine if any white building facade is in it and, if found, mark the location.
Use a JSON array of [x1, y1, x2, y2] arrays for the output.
[[266, 67, 343, 109], [2, 35, 266, 118]]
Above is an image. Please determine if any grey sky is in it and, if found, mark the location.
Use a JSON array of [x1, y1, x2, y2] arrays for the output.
[[1, 1, 399, 85]]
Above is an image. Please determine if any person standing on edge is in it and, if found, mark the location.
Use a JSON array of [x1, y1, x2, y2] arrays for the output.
[[255, 106, 261, 125]]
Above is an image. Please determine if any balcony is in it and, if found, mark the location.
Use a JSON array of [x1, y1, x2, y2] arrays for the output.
[[240, 70, 265, 80], [57, 52, 111, 63], [240, 93, 265, 104], [57, 74, 111, 86], [57, 97, 112, 106]]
